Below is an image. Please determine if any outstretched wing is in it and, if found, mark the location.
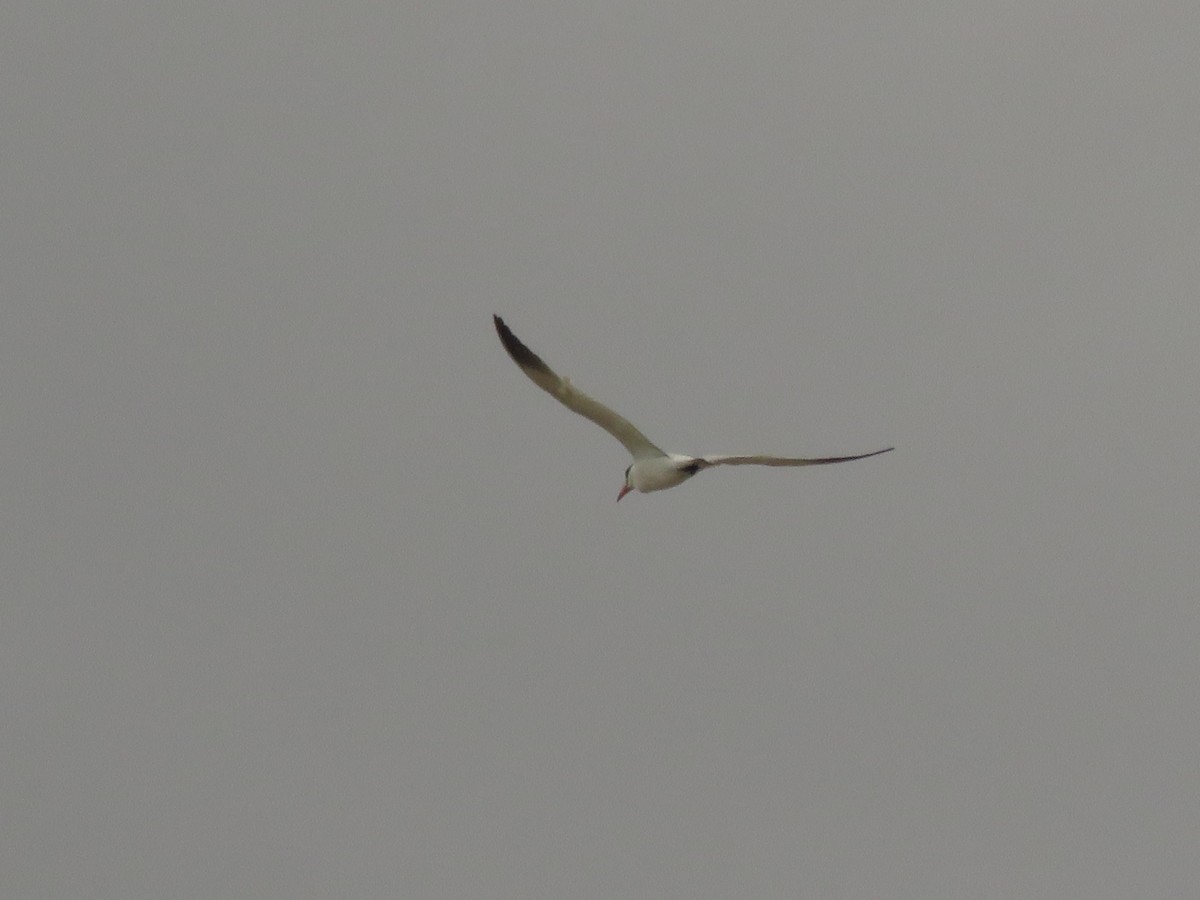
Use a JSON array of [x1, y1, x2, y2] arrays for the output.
[[698, 447, 894, 469], [494, 316, 666, 460]]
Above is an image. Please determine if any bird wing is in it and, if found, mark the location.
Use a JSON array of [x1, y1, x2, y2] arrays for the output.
[[494, 316, 666, 460], [698, 447, 894, 468]]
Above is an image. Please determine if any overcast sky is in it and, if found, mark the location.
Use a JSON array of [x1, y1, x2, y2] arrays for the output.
[[2, 3, 1198, 898]]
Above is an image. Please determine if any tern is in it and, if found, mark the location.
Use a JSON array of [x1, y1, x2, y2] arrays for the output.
[[494, 315, 893, 500]]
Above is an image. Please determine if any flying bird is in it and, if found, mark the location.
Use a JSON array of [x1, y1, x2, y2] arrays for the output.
[[494, 315, 893, 500]]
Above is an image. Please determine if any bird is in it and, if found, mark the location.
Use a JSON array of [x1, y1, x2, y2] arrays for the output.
[[493, 315, 893, 500]]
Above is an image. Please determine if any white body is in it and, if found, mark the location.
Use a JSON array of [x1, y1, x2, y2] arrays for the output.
[[629, 454, 701, 493]]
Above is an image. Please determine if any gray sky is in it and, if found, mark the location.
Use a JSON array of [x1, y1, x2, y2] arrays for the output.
[[2, 3, 1198, 898]]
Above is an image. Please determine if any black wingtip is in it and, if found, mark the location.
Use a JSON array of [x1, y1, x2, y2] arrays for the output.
[[493, 315, 554, 376]]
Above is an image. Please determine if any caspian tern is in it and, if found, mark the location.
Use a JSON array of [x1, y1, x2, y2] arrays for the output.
[[494, 315, 893, 500]]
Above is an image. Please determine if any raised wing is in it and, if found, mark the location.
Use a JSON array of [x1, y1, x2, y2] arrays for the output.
[[698, 447, 893, 468], [494, 316, 666, 460]]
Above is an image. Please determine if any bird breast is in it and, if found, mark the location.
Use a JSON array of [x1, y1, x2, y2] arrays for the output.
[[630, 455, 700, 493]]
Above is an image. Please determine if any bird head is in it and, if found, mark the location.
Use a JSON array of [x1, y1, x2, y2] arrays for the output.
[[617, 465, 634, 502]]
